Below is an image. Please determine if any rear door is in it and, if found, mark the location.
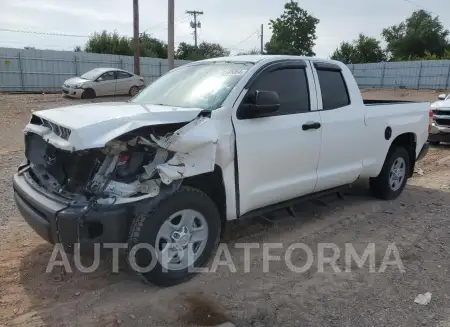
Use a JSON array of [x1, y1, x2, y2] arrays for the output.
[[114, 70, 135, 95], [94, 71, 117, 96], [311, 61, 365, 192], [232, 60, 322, 215]]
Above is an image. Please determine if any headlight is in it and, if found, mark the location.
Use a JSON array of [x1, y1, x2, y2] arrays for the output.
[[74, 83, 84, 89]]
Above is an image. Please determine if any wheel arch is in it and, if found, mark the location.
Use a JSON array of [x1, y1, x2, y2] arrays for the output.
[[388, 132, 417, 177], [181, 165, 227, 237]]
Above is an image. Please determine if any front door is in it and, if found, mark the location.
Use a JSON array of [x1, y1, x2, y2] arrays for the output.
[[232, 61, 322, 215], [95, 71, 117, 96]]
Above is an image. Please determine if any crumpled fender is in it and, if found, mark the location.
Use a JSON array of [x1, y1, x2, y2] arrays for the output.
[[149, 117, 219, 184]]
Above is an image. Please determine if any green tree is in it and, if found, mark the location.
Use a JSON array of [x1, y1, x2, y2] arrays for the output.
[[265, 1, 319, 56], [236, 48, 261, 55], [198, 41, 230, 58], [139, 32, 167, 58], [331, 34, 386, 64], [175, 41, 230, 60], [382, 10, 450, 60], [74, 45, 82, 52], [84, 30, 132, 56]]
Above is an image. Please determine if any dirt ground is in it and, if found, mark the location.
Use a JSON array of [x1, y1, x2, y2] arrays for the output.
[[1, 90, 450, 327]]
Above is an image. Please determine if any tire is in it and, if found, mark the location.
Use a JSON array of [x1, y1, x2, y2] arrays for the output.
[[430, 140, 440, 146], [126, 186, 221, 287], [370, 147, 410, 200], [129, 86, 140, 97], [81, 88, 96, 99]]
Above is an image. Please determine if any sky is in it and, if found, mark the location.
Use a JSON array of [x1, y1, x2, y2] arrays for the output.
[[0, 0, 449, 58]]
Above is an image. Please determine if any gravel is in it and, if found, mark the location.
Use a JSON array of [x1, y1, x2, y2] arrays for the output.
[[1, 92, 450, 327]]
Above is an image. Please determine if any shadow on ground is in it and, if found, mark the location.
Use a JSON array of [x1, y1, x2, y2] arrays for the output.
[[14, 180, 450, 326]]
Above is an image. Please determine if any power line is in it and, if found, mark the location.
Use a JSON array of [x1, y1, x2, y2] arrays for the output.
[[0, 28, 89, 38], [401, 0, 438, 16], [227, 29, 260, 50], [0, 15, 190, 40]]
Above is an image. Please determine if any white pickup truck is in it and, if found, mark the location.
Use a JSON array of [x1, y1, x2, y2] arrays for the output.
[[429, 93, 450, 144], [13, 55, 430, 286]]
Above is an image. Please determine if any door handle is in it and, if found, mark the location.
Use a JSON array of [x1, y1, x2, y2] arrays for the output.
[[302, 122, 321, 131]]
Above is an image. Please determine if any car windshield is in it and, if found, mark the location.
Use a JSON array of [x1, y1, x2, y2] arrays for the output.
[[131, 62, 253, 110], [80, 69, 106, 80]]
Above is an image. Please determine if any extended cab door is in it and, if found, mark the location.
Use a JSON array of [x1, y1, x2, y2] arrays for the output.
[[232, 60, 322, 216], [310, 61, 365, 192]]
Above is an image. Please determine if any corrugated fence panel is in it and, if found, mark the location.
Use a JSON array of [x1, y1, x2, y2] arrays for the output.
[[350, 60, 450, 89], [2, 45, 450, 92], [0, 47, 191, 92]]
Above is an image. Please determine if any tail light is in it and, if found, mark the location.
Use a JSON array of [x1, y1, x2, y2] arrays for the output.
[[428, 109, 433, 133]]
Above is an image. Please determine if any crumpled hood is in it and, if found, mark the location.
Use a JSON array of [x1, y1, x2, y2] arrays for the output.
[[64, 77, 88, 86], [26, 102, 205, 151]]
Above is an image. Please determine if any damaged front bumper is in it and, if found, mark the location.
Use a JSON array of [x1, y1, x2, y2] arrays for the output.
[[13, 170, 132, 245]]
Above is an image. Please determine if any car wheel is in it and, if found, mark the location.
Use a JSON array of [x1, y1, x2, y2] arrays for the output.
[[126, 186, 221, 287], [81, 88, 96, 99], [370, 147, 410, 200], [129, 86, 140, 97]]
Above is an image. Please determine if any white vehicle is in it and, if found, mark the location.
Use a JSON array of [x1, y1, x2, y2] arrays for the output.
[[429, 93, 450, 144], [62, 68, 145, 99], [14, 55, 430, 286]]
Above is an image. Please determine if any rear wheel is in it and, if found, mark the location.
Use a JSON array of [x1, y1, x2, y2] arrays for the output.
[[370, 147, 410, 200], [126, 186, 221, 287], [81, 88, 96, 99], [129, 86, 140, 97]]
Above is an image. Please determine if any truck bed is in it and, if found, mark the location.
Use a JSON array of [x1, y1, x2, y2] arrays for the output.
[[363, 99, 427, 106]]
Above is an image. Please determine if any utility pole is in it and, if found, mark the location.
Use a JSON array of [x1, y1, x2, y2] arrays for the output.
[[260, 24, 264, 54], [186, 10, 203, 48], [133, 0, 140, 75], [168, 0, 175, 70]]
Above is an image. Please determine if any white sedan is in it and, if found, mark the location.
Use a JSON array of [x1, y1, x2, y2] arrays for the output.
[[62, 68, 145, 99]]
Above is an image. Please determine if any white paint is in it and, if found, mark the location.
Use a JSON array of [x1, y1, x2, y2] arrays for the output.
[[24, 55, 431, 221], [26, 103, 205, 151]]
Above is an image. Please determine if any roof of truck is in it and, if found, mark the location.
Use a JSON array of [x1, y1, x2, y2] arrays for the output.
[[200, 54, 336, 64]]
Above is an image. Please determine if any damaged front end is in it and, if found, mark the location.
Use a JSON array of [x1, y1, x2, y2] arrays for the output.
[[23, 115, 218, 206]]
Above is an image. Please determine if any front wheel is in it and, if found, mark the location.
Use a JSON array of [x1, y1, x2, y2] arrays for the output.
[[81, 88, 96, 99], [370, 147, 410, 200], [126, 186, 221, 287]]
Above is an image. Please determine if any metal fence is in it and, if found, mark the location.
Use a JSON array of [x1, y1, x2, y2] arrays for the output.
[[2, 46, 450, 92], [349, 60, 450, 90], [0, 47, 191, 92]]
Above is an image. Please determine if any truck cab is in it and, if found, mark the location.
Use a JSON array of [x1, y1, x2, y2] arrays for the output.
[[13, 55, 430, 286]]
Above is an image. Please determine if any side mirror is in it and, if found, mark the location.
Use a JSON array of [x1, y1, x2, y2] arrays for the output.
[[438, 94, 447, 100], [96, 77, 103, 82], [239, 90, 280, 118]]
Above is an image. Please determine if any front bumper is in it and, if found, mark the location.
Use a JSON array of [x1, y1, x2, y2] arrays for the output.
[[62, 86, 83, 98], [13, 171, 132, 246]]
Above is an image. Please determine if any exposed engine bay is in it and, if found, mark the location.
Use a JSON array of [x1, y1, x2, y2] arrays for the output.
[[23, 115, 218, 204]]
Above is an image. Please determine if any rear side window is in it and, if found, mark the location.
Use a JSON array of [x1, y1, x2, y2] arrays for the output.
[[116, 71, 133, 79], [316, 69, 350, 110], [249, 68, 310, 115]]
